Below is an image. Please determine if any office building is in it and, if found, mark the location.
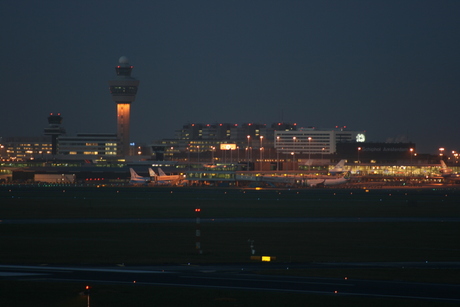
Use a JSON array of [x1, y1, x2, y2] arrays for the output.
[[1, 136, 52, 160], [274, 127, 366, 155], [57, 133, 118, 157]]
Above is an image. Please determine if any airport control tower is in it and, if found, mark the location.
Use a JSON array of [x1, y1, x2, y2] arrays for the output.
[[108, 56, 140, 157], [44, 113, 65, 155]]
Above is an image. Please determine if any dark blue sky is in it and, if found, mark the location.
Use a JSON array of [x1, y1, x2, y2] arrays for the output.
[[1, 0, 459, 153]]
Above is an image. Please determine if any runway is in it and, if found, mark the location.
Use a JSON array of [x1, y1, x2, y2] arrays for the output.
[[0, 263, 459, 303], [1, 217, 460, 224]]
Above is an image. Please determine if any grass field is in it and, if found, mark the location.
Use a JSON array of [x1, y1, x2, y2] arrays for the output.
[[1, 186, 459, 264], [2, 280, 450, 307], [1, 185, 459, 306]]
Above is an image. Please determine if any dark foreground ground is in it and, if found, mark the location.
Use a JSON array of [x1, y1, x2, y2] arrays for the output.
[[0, 185, 459, 306]]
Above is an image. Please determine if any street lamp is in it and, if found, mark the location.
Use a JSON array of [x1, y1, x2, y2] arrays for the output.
[[247, 135, 251, 171], [187, 145, 190, 170], [409, 148, 413, 176], [211, 146, 215, 164], [260, 136, 264, 171], [439, 147, 445, 157], [321, 147, 325, 172], [230, 146, 233, 164], [358, 147, 361, 164], [237, 146, 240, 164], [276, 136, 280, 171], [308, 137, 312, 172], [293, 137, 296, 171]]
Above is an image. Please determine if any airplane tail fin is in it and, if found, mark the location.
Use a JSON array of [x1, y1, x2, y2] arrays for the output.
[[148, 168, 157, 177], [130, 168, 140, 179], [335, 159, 345, 168], [158, 168, 167, 176], [440, 160, 447, 169], [329, 159, 346, 174]]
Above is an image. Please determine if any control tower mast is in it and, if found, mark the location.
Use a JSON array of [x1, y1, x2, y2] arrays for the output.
[[108, 56, 140, 157]]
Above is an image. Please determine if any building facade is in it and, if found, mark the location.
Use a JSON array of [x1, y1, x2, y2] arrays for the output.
[[155, 122, 298, 160], [274, 127, 366, 155], [0, 137, 52, 160], [57, 133, 118, 157]]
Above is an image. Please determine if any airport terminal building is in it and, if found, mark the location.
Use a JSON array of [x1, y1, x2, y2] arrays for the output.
[[274, 127, 366, 155]]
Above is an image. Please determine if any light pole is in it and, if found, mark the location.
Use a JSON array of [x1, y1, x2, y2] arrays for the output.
[[247, 135, 251, 171], [308, 137, 312, 172], [276, 136, 280, 171], [293, 137, 296, 171], [230, 146, 233, 164], [187, 145, 190, 170], [211, 146, 215, 164], [259, 136, 264, 171], [409, 148, 414, 176], [358, 147, 361, 164], [237, 146, 240, 164]]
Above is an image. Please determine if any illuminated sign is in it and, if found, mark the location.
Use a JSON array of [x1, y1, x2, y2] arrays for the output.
[[356, 134, 365, 142], [220, 144, 236, 150], [362, 147, 411, 152]]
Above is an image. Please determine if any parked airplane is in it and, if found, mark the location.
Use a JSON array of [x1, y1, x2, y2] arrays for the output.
[[306, 171, 351, 187], [129, 168, 151, 184], [440, 160, 453, 177], [439, 160, 460, 181], [329, 159, 346, 175], [149, 167, 182, 183]]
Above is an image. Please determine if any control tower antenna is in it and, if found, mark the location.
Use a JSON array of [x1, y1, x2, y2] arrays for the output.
[[108, 56, 140, 157]]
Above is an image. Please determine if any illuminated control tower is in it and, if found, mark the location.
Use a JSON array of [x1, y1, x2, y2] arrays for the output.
[[108, 56, 140, 157]]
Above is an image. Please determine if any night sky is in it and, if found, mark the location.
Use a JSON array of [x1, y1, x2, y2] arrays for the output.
[[1, 1, 459, 154]]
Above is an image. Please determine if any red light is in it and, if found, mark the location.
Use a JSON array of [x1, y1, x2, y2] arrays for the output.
[[86, 286, 90, 290], [195, 208, 201, 212]]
